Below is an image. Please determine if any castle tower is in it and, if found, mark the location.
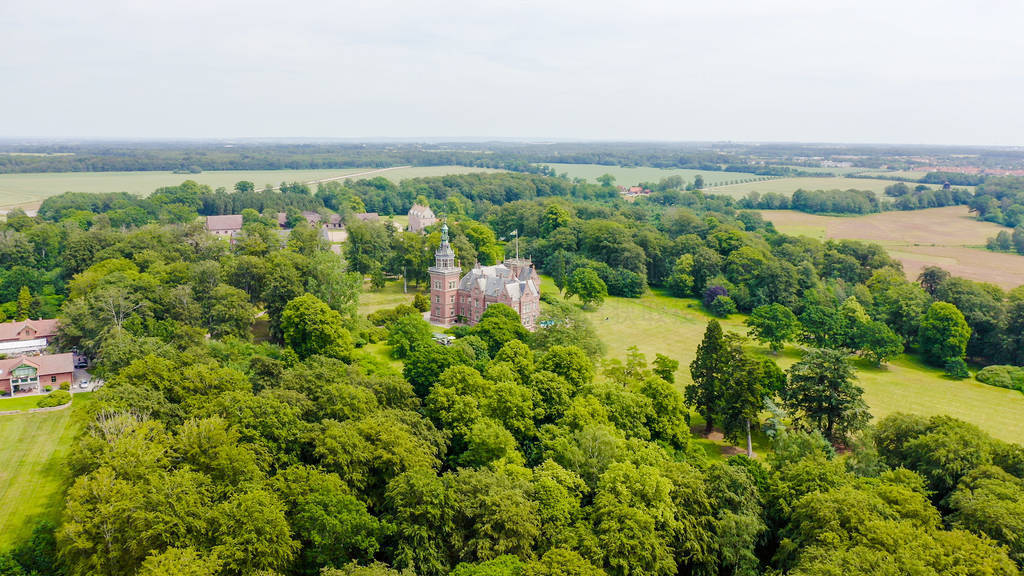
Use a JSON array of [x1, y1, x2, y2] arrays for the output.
[[428, 221, 461, 326]]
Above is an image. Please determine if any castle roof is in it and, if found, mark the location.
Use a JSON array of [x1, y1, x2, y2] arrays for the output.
[[459, 261, 539, 300]]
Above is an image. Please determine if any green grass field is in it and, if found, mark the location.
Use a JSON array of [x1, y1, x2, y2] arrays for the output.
[[709, 176, 907, 199], [0, 165, 504, 209], [0, 394, 59, 412], [539, 163, 767, 188], [569, 287, 1024, 446], [0, 393, 94, 549]]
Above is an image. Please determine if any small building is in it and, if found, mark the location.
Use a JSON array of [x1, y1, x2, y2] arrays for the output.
[[428, 222, 541, 330], [0, 353, 74, 395], [0, 319, 60, 356], [205, 215, 243, 240], [354, 212, 380, 223], [408, 204, 438, 233], [301, 211, 322, 227]]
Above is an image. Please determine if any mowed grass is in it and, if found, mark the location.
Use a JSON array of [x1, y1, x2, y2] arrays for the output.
[[761, 206, 1024, 289], [0, 394, 57, 412], [567, 287, 1024, 446], [358, 279, 420, 316], [0, 393, 94, 549], [539, 163, 766, 188], [0, 165, 505, 209]]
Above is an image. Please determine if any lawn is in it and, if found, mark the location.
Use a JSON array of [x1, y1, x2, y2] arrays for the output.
[[358, 279, 421, 316], [539, 163, 766, 188], [0, 165, 504, 210], [0, 394, 55, 412], [564, 287, 1024, 446], [761, 207, 1024, 289], [0, 393, 94, 550]]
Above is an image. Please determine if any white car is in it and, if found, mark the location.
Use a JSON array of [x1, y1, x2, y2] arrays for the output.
[[79, 379, 90, 389]]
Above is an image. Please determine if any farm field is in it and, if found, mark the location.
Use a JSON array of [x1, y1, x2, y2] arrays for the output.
[[760, 206, 1024, 289], [0, 165, 504, 210], [571, 287, 1024, 446], [540, 163, 766, 187], [710, 176, 906, 198], [0, 394, 94, 550]]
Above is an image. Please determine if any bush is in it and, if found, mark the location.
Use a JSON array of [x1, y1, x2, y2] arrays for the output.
[[36, 390, 71, 408], [944, 357, 970, 380], [976, 365, 1024, 392], [709, 295, 737, 317], [59, 382, 70, 391], [413, 292, 430, 312], [44, 385, 52, 392]]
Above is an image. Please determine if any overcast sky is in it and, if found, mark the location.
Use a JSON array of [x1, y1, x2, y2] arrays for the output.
[[2, 0, 1022, 144]]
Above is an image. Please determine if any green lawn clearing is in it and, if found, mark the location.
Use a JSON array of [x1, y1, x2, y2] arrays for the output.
[[0, 393, 94, 550], [560, 287, 1024, 446], [358, 279, 421, 316], [0, 394, 58, 412]]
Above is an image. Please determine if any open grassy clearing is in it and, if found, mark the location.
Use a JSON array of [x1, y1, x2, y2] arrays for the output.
[[358, 278, 420, 315], [761, 206, 1024, 289], [539, 163, 766, 187], [0, 394, 61, 412], [710, 176, 908, 199], [0, 393, 94, 550], [0, 165, 504, 210], [563, 287, 1024, 446]]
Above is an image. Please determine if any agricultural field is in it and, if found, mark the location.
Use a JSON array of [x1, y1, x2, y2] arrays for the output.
[[0, 165, 504, 210], [761, 206, 1024, 289], [710, 176, 907, 198], [540, 163, 767, 188], [0, 394, 94, 549], [569, 287, 1024, 446]]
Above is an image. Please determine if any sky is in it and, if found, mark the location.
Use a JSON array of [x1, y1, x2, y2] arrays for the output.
[[2, 0, 1023, 145]]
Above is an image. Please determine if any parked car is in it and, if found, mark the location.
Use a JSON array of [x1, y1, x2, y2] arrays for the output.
[[79, 379, 89, 389]]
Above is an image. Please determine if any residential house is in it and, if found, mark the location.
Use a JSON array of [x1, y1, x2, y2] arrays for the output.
[[0, 353, 74, 395], [408, 204, 438, 233], [0, 318, 60, 356], [205, 215, 243, 241]]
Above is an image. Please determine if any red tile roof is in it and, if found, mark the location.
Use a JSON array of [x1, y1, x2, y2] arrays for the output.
[[205, 214, 243, 232], [0, 353, 73, 378], [0, 319, 60, 343]]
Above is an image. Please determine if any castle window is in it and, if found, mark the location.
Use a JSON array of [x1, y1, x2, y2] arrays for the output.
[[435, 296, 440, 303], [450, 296, 454, 303]]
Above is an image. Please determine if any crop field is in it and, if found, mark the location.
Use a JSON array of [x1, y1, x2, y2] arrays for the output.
[[0, 394, 94, 549], [570, 288, 1024, 446], [0, 165, 504, 210], [539, 163, 766, 187], [709, 176, 907, 198], [761, 206, 1024, 288]]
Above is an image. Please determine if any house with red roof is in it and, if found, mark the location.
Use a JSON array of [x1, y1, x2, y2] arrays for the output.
[[0, 318, 60, 356], [0, 353, 74, 395]]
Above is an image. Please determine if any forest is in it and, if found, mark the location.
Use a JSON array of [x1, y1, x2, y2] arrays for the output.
[[1, 171, 1024, 575]]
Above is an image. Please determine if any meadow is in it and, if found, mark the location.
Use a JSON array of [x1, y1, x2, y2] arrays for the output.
[[572, 287, 1024, 446], [760, 206, 1024, 289], [540, 163, 766, 187], [0, 165, 504, 210], [0, 393, 94, 549]]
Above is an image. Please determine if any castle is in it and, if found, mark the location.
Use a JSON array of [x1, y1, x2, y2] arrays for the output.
[[428, 222, 541, 330]]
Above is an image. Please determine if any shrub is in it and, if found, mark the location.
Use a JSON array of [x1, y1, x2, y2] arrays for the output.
[[60, 382, 70, 391], [44, 385, 52, 392], [709, 295, 737, 317], [413, 292, 430, 312], [703, 285, 728, 308], [976, 365, 1024, 392], [944, 358, 970, 380], [37, 390, 71, 408]]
